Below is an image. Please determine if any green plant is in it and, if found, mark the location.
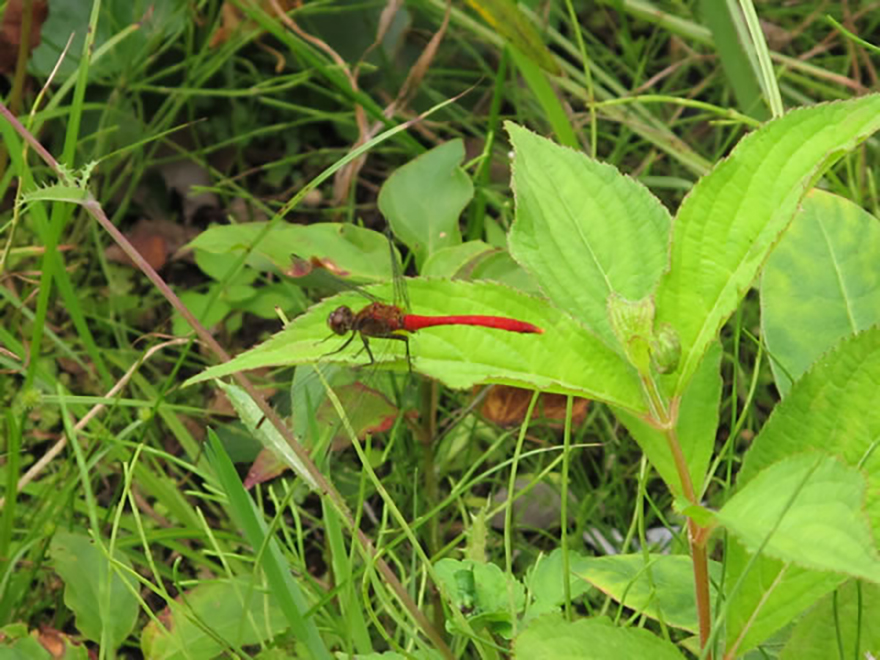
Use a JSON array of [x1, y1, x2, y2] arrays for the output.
[[190, 97, 880, 658]]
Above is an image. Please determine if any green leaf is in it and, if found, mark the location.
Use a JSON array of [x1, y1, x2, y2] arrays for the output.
[[723, 328, 880, 653], [576, 554, 721, 635], [49, 531, 138, 649], [761, 190, 880, 396], [421, 241, 496, 278], [434, 558, 525, 639], [185, 279, 646, 414], [514, 614, 687, 659], [140, 578, 289, 659], [780, 580, 880, 660], [524, 549, 593, 619], [188, 222, 394, 282], [656, 95, 880, 396], [379, 140, 470, 266], [508, 123, 672, 352], [718, 453, 880, 581]]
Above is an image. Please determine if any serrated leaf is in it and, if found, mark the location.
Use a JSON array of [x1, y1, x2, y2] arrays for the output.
[[379, 140, 469, 266], [49, 531, 138, 649], [656, 95, 880, 396], [508, 123, 672, 352], [723, 328, 880, 653], [718, 453, 880, 581], [186, 279, 647, 414], [514, 614, 687, 660], [762, 190, 880, 396]]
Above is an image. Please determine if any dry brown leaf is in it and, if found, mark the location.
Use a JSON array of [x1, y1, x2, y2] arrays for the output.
[[104, 219, 199, 271], [479, 385, 589, 427], [0, 0, 48, 75]]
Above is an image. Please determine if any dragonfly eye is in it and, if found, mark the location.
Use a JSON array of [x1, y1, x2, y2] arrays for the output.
[[327, 306, 354, 335]]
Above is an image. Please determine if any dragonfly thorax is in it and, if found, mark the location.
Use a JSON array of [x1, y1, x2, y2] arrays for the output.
[[328, 306, 355, 335]]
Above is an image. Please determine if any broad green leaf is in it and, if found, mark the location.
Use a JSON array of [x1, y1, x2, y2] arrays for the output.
[[50, 531, 138, 649], [186, 279, 646, 413], [656, 95, 880, 396], [434, 558, 526, 639], [378, 140, 469, 266], [464, 0, 560, 75], [140, 578, 289, 660], [724, 329, 880, 653], [780, 580, 880, 660], [762, 190, 880, 396], [614, 341, 722, 496], [514, 614, 687, 660], [718, 453, 880, 581], [576, 554, 722, 635], [508, 123, 672, 352], [188, 222, 394, 282]]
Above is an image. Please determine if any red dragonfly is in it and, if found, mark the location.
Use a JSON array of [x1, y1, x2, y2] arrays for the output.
[[291, 242, 543, 368], [325, 300, 543, 366]]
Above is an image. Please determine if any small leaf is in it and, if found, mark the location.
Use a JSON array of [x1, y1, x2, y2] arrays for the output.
[[762, 190, 880, 396], [434, 558, 525, 639], [718, 452, 880, 581], [379, 140, 469, 266], [50, 531, 138, 649], [607, 294, 655, 374]]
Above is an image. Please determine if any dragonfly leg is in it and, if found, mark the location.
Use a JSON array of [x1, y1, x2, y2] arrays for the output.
[[374, 334, 412, 373], [359, 334, 376, 364], [320, 332, 356, 357]]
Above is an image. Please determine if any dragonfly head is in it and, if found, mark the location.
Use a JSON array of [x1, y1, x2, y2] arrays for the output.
[[327, 305, 355, 335]]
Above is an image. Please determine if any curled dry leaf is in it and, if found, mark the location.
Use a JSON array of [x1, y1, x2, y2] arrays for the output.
[[478, 385, 589, 427]]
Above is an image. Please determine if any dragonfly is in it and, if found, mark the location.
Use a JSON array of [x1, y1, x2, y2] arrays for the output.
[[291, 239, 543, 370]]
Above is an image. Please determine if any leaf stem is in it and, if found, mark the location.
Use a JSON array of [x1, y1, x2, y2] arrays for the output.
[[642, 373, 713, 657]]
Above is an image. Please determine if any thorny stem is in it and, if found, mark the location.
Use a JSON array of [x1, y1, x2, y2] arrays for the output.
[[641, 373, 713, 658]]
